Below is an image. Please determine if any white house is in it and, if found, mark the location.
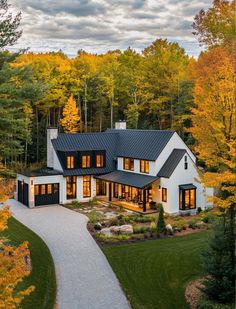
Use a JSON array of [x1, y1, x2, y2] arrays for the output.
[[16, 122, 213, 215]]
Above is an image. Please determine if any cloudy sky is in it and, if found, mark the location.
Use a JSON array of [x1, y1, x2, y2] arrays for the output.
[[10, 0, 212, 57]]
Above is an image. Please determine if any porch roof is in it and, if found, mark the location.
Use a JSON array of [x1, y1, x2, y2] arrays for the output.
[[95, 170, 159, 189]]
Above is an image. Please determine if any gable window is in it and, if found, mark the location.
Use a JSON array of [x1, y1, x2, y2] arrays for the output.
[[82, 155, 91, 168], [162, 188, 167, 202], [67, 155, 74, 169], [179, 186, 196, 210], [83, 176, 91, 197], [123, 158, 134, 171], [184, 156, 188, 170], [96, 154, 104, 168], [140, 160, 149, 174], [67, 176, 76, 199]]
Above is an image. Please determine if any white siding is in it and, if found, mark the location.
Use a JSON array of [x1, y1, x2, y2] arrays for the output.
[[117, 157, 156, 176]]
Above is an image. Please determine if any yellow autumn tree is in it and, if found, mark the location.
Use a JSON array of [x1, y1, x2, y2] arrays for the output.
[[0, 179, 34, 308], [60, 95, 80, 133], [190, 46, 236, 210]]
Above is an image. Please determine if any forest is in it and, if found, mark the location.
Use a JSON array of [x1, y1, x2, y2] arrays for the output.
[[0, 0, 235, 174]]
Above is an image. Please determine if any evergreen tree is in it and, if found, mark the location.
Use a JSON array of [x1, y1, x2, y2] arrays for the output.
[[200, 215, 235, 304], [157, 205, 165, 234], [60, 95, 80, 133]]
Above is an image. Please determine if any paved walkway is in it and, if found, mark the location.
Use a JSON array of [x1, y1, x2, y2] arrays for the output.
[[6, 199, 130, 309]]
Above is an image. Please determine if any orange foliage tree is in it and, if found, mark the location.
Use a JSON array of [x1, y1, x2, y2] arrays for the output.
[[0, 179, 34, 308], [60, 95, 80, 133]]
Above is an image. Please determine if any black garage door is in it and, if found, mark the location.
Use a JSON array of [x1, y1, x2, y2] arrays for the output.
[[34, 183, 59, 206], [18, 180, 29, 207]]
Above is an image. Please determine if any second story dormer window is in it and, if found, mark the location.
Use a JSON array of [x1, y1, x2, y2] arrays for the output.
[[67, 155, 74, 169], [124, 158, 134, 171], [82, 154, 91, 168], [96, 153, 104, 168], [140, 160, 149, 174]]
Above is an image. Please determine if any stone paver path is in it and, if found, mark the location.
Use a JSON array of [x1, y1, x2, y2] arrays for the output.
[[6, 199, 130, 309]]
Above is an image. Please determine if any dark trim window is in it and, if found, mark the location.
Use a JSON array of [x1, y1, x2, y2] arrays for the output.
[[34, 184, 58, 196], [34, 185, 39, 195], [140, 160, 149, 173], [162, 188, 167, 202], [96, 179, 106, 196], [67, 155, 74, 169], [113, 183, 119, 198], [123, 158, 134, 171], [67, 176, 76, 199], [179, 188, 196, 210], [184, 156, 188, 170], [82, 155, 91, 168], [96, 154, 104, 168], [83, 176, 91, 198]]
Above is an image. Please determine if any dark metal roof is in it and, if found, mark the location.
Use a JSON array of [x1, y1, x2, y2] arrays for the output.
[[179, 184, 196, 190], [95, 170, 159, 189], [106, 129, 174, 160], [157, 149, 186, 178], [17, 168, 63, 177]]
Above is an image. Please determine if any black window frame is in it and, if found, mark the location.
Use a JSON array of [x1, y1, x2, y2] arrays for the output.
[[140, 160, 149, 174], [162, 187, 167, 202], [96, 179, 106, 196], [81, 154, 91, 169], [123, 157, 134, 171], [95, 153, 104, 168], [179, 188, 196, 210], [83, 175, 91, 198], [66, 176, 77, 200], [66, 155, 75, 169]]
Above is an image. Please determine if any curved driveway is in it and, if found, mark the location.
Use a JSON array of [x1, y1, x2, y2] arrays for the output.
[[7, 199, 130, 309]]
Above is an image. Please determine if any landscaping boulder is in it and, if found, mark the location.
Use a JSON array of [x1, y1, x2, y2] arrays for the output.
[[100, 228, 112, 237], [166, 224, 173, 235], [94, 222, 102, 230], [110, 225, 133, 235]]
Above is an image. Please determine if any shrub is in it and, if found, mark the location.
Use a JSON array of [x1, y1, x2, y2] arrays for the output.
[[88, 197, 99, 206], [149, 201, 157, 209], [71, 201, 81, 208], [88, 211, 104, 224], [157, 205, 165, 234], [156, 203, 163, 210], [188, 218, 198, 229], [133, 226, 150, 234], [173, 220, 187, 231], [197, 206, 202, 213], [197, 297, 234, 309], [133, 215, 152, 223], [113, 234, 130, 241]]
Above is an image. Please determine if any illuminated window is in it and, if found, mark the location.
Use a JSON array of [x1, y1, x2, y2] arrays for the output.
[[179, 189, 196, 210], [96, 179, 106, 195], [82, 155, 91, 168], [47, 184, 52, 194], [140, 160, 149, 173], [66, 176, 76, 199], [96, 154, 104, 168], [34, 185, 39, 195], [123, 158, 134, 171], [162, 188, 167, 202], [83, 176, 91, 197], [67, 155, 74, 169], [41, 184, 46, 195]]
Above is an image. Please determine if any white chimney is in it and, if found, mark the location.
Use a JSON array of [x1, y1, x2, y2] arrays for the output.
[[47, 127, 58, 168], [115, 120, 126, 130]]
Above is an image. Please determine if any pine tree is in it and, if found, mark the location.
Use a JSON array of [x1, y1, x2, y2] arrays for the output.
[[60, 95, 80, 133], [200, 215, 235, 304], [157, 205, 165, 234]]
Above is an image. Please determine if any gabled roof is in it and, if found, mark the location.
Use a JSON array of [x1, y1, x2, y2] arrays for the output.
[[157, 149, 186, 178], [106, 129, 174, 160], [95, 170, 159, 189]]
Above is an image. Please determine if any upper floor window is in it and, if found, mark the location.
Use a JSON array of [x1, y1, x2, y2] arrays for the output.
[[82, 155, 91, 168], [140, 160, 149, 174], [184, 155, 188, 170], [96, 154, 104, 168], [123, 158, 134, 171], [67, 155, 74, 169]]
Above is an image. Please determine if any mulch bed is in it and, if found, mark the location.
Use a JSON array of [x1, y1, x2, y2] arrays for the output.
[[185, 278, 205, 309]]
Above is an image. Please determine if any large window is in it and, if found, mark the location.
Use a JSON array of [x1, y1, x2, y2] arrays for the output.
[[123, 158, 134, 171], [96, 154, 104, 168], [140, 160, 149, 174], [162, 188, 167, 202], [83, 176, 91, 198], [67, 155, 74, 169], [67, 176, 76, 199], [96, 179, 106, 195], [179, 188, 196, 210], [82, 155, 91, 168]]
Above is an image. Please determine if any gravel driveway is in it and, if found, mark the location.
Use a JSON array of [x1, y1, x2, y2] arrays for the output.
[[7, 199, 130, 309]]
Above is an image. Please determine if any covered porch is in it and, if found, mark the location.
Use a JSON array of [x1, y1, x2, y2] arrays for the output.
[[95, 170, 159, 213]]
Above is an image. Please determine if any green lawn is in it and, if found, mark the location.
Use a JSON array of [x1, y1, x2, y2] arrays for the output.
[[2, 217, 56, 309], [103, 232, 209, 309]]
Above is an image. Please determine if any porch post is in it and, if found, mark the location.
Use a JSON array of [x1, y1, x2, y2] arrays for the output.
[[143, 189, 146, 212], [108, 182, 112, 202]]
